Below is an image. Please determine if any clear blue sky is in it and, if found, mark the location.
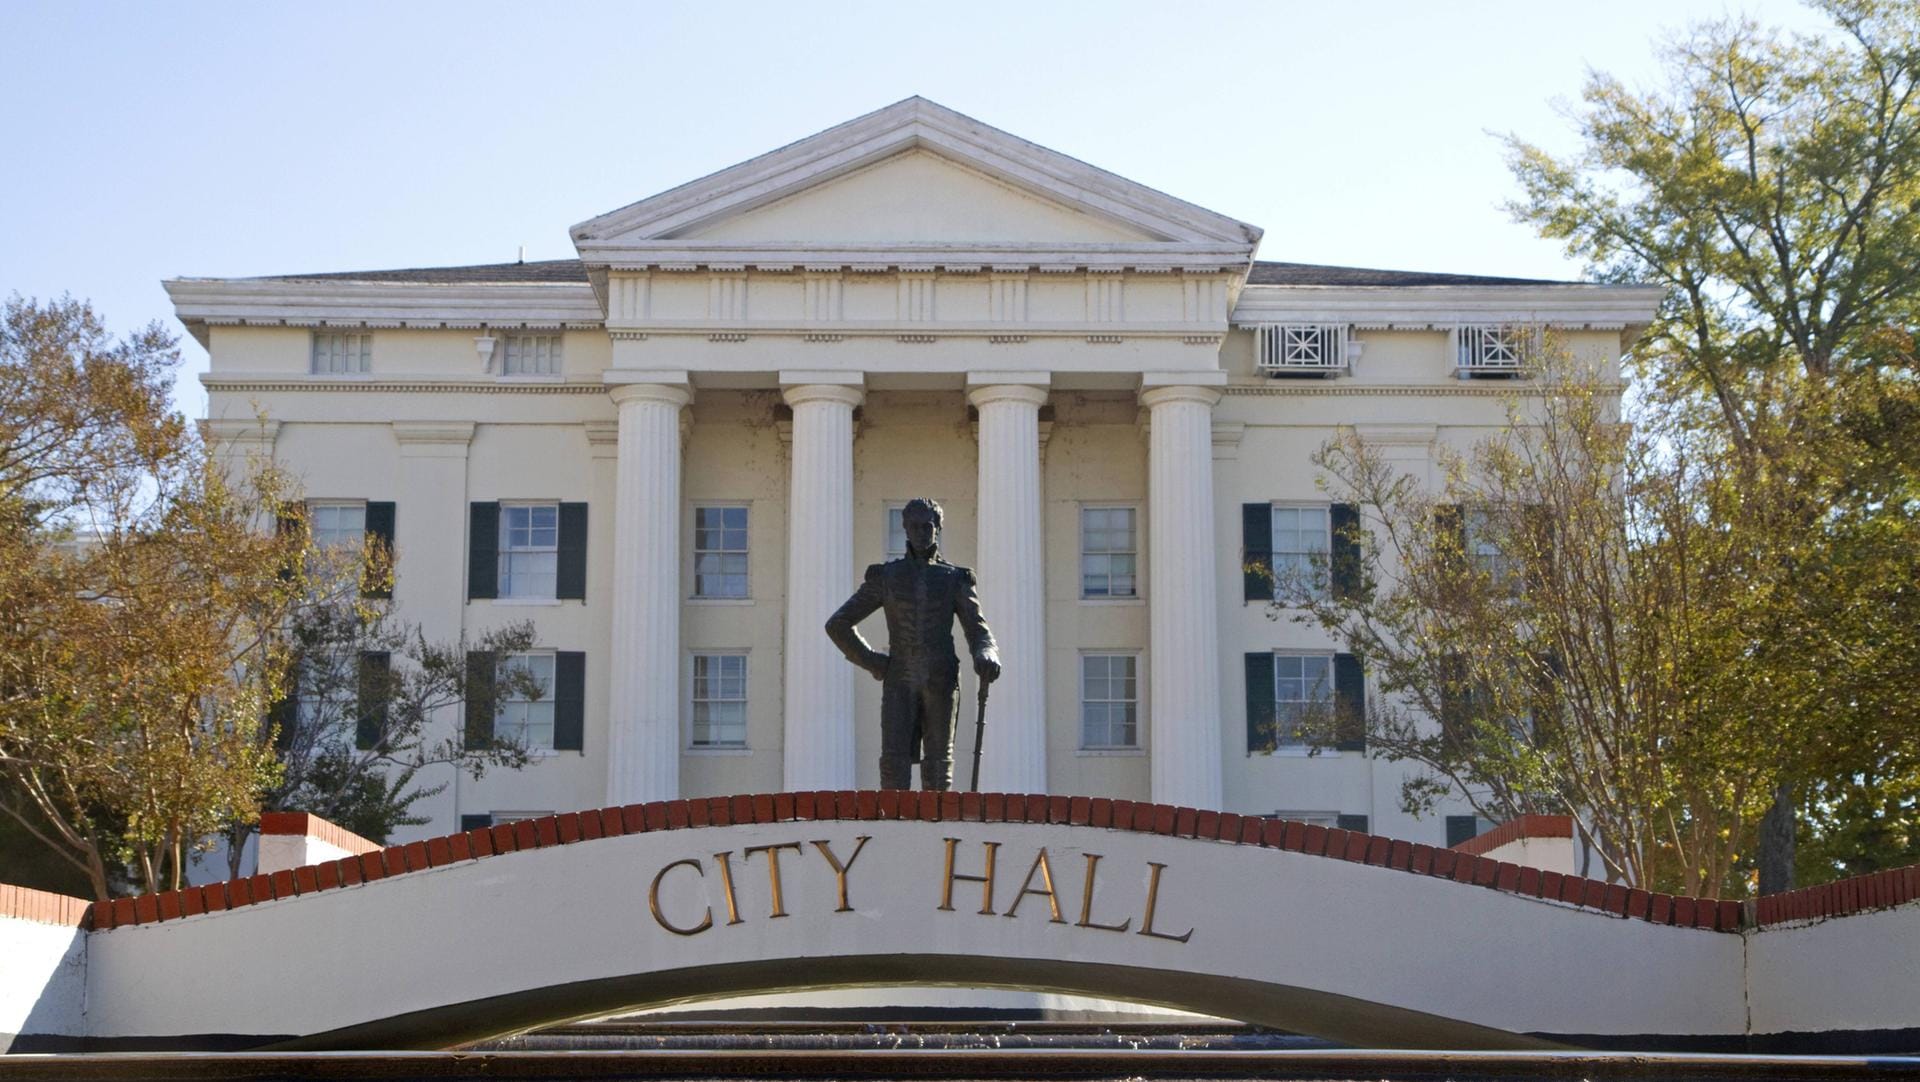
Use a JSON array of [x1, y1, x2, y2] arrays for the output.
[[0, 1, 1832, 416]]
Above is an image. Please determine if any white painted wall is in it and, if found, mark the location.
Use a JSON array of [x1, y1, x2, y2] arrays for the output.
[[1747, 902, 1920, 1039], [81, 821, 1745, 1046], [1476, 837, 1576, 876], [0, 915, 85, 1051]]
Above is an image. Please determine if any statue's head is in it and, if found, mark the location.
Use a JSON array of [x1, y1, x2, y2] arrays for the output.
[[901, 497, 942, 559]]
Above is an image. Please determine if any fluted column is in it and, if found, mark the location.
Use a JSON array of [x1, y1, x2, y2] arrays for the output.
[[1142, 383, 1225, 809], [781, 380, 864, 791], [967, 380, 1049, 793], [607, 382, 691, 804]]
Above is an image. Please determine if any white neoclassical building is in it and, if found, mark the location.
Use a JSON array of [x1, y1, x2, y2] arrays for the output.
[[168, 98, 1662, 848]]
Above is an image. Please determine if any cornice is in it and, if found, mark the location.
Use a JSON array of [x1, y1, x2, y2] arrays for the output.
[[603, 322, 1228, 340], [585, 245, 1252, 274], [1231, 283, 1666, 331], [1223, 381, 1627, 398], [201, 376, 608, 395], [164, 279, 605, 348]]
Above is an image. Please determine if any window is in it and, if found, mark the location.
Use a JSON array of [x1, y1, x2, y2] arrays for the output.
[[498, 503, 559, 598], [1462, 506, 1521, 586], [690, 653, 748, 748], [308, 502, 365, 551], [884, 503, 908, 560], [1272, 810, 1342, 828], [1252, 324, 1350, 375], [1272, 653, 1333, 749], [311, 332, 371, 375], [1080, 507, 1137, 598], [496, 652, 556, 749], [693, 506, 749, 598], [1269, 505, 1330, 601], [501, 334, 561, 376], [293, 650, 354, 731], [1454, 324, 1532, 377], [1080, 654, 1139, 749]]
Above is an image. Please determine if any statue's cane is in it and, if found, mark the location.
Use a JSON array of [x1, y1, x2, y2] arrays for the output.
[[968, 680, 990, 792]]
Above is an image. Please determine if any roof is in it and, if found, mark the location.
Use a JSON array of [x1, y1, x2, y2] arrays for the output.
[[237, 258, 1576, 288], [247, 259, 590, 285], [1247, 261, 1576, 287]]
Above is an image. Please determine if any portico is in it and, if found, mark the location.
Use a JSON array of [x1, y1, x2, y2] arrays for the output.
[[585, 97, 1258, 803]]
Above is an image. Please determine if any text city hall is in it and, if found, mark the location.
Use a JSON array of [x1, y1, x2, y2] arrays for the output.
[[646, 836, 1195, 943]]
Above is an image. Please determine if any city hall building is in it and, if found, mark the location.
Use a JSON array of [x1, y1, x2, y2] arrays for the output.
[[167, 98, 1661, 848]]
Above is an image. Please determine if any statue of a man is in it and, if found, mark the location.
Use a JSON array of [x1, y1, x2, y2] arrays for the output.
[[826, 497, 1000, 790]]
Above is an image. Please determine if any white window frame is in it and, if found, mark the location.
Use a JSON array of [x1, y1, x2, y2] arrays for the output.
[[1078, 652, 1143, 754], [310, 332, 372, 375], [691, 503, 751, 600], [499, 332, 563, 379], [1252, 323, 1352, 375], [496, 650, 557, 753], [1269, 502, 1331, 603], [883, 502, 909, 561], [687, 650, 751, 753], [1271, 810, 1342, 828], [497, 501, 560, 600], [489, 810, 554, 825], [1079, 505, 1140, 601], [306, 500, 366, 552], [1269, 650, 1336, 756]]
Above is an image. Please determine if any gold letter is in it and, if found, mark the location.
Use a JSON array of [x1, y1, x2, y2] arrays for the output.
[[1137, 861, 1193, 944], [1075, 853, 1131, 933], [744, 842, 803, 918], [938, 837, 1000, 915], [1005, 848, 1065, 923], [712, 850, 744, 926], [811, 836, 872, 913], [648, 858, 713, 937]]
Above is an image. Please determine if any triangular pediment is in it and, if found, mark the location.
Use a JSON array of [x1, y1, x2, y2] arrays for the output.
[[673, 149, 1161, 245], [572, 97, 1261, 270]]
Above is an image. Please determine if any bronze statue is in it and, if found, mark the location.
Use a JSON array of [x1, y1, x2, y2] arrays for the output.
[[826, 498, 1000, 790]]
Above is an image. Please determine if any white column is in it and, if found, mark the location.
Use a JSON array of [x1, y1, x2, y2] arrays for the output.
[[607, 382, 691, 804], [780, 380, 864, 791], [1142, 383, 1225, 809], [967, 379, 1049, 793]]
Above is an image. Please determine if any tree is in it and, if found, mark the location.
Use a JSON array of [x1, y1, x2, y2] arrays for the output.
[[1503, 0, 1920, 890], [226, 550, 542, 872], [0, 296, 303, 899]]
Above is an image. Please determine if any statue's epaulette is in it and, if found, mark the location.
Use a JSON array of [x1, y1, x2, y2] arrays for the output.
[[863, 563, 885, 583], [953, 564, 977, 585]]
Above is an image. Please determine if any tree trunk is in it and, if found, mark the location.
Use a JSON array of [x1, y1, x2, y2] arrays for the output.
[[1758, 783, 1797, 895]]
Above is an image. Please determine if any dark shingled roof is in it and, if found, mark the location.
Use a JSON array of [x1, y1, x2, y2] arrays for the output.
[[1247, 261, 1574, 287], [251, 259, 591, 284], [242, 258, 1574, 288]]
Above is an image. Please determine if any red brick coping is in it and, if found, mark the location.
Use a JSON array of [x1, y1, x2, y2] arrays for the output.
[[1451, 814, 1574, 857], [56, 791, 1915, 936], [259, 811, 380, 856], [0, 883, 91, 927]]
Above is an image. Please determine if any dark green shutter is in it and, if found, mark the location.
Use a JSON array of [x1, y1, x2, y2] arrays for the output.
[[356, 651, 390, 750], [1242, 504, 1273, 602], [1336, 814, 1370, 834], [553, 651, 585, 752], [556, 503, 588, 601], [460, 814, 493, 832], [1434, 503, 1464, 573], [1446, 815, 1480, 848], [1334, 652, 1366, 752], [268, 688, 297, 753], [465, 650, 496, 750], [1245, 653, 1275, 752], [468, 503, 499, 600], [1330, 502, 1362, 600], [274, 504, 304, 582], [362, 502, 395, 599], [1438, 652, 1469, 752]]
